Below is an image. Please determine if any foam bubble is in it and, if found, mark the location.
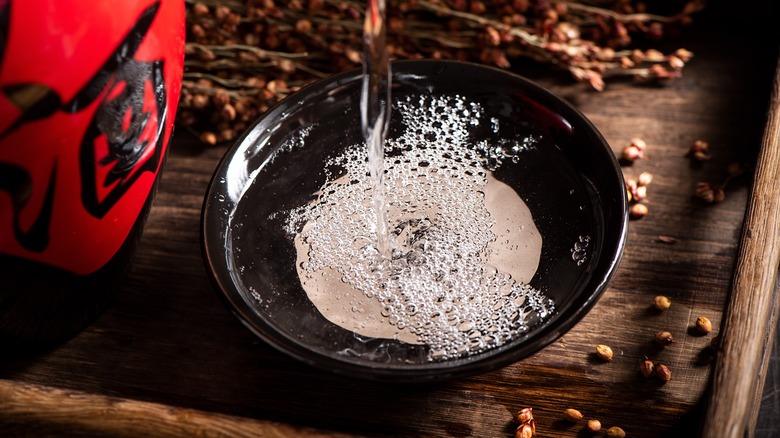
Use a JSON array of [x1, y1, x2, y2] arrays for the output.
[[285, 95, 554, 361]]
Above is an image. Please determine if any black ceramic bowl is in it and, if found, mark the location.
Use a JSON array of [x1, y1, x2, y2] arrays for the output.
[[201, 60, 628, 382]]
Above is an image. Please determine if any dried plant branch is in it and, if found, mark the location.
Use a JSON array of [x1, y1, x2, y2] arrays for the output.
[[179, 0, 704, 145]]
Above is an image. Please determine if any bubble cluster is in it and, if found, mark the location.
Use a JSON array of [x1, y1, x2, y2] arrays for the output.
[[286, 94, 555, 361], [571, 235, 592, 266]]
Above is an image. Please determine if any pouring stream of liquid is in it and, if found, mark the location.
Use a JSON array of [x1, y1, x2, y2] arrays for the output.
[[361, 0, 391, 257]]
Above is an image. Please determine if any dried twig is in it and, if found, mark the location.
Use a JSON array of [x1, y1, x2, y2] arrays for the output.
[[180, 0, 703, 144]]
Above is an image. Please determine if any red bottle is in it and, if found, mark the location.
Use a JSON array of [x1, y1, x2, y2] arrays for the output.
[[0, 0, 184, 345]]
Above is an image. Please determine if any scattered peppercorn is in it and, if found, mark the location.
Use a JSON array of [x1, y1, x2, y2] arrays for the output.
[[640, 358, 655, 378], [693, 182, 725, 204], [687, 140, 711, 161], [514, 407, 533, 425], [606, 426, 626, 438], [655, 331, 674, 345], [653, 295, 671, 310], [638, 171, 653, 186], [595, 344, 614, 361], [200, 131, 218, 146], [629, 203, 648, 219], [587, 419, 602, 432], [512, 407, 536, 438], [621, 145, 643, 163], [696, 316, 713, 334], [633, 185, 647, 202], [563, 408, 583, 422], [515, 423, 535, 438], [655, 363, 672, 382], [630, 137, 647, 151]]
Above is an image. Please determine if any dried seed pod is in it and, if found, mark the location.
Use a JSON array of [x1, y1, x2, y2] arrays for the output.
[[514, 422, 535, 438], [696, 316, 713, 334], [295, 19, 312, 33], [630, 137, 647, 151], [657, 235, 678, 244], [675, 48, 694, 62], [514, 407, 534, 425], [214, 4, 230, 20], [200, 131, 218, 145], [526, 419, 536, 436], [563, 408, 583, 422], [625, 178, 637, 194], [621, 145, 643, 162], [693, 182, 714, 202], [191, 94, 209, 110], [595, 344, 613, 361], [606, 426, 626, 438], [189, 23, 206, 39], [692, 150, 711, 161], [655, 331, 674, 345], [485, 26, 501, 46], [587, 419, 601, 432], [640, 358, 655, 378], [687, 140, 711, 161], [655, 363, 672, 381], [638, 171, 653, 186], [218, 129, 235, 142], [694, 182, 725, 204], [346, 49, 362, 64], [633, 185, 647, 202], [689, 139, 709, 153], [713, 188, 726, 203], [668, 55, 685, 70], [220, 104, 237, 121], [629, 203, 648, 219], [212, 92, 230, 108], [653, 295, 671, 311], [191, 3, 209, 16], [470, 1, 487, 14]]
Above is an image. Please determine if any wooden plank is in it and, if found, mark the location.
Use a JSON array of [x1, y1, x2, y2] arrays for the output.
[[0, 11, 778, 438], [702, 59, 780, 437], [0, 379, 350, 437]]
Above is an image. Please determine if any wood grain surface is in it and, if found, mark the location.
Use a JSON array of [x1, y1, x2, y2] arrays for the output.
[[702, 59, 780, 438], [2, 8, 779, 438]]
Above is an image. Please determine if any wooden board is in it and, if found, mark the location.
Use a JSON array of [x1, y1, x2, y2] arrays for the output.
[[2, 9, 779, 438]]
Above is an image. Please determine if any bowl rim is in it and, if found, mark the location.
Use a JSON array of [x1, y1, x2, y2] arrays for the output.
[[201, 59, 629, 382]]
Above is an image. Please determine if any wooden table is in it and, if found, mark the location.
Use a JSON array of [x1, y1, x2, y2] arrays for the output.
[[2, 8, 780, 437]]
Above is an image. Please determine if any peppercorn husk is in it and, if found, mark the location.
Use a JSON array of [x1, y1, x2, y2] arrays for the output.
[[687, 139, 711, 161], [514, 422, 535, 438], [595, 344, 614, 361], [653, 295, 671, 311], [655, 363, 672, 381], [640, 358, 655, 378], [629, 203, 648, 219], [563, 408, 583, 422], [696, 316, 713, 334], [513, 407, 534, 425], [654, 331, 674, 345]]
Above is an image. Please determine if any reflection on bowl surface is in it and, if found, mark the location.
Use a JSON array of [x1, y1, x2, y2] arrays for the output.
[[201, 60, 627, 382]]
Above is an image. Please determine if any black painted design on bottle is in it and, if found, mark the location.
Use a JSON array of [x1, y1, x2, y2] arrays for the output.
[[0, 1, 166, 252]]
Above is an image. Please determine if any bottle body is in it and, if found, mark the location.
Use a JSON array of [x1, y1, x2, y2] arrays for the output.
[[0, 0, 184, 345]]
